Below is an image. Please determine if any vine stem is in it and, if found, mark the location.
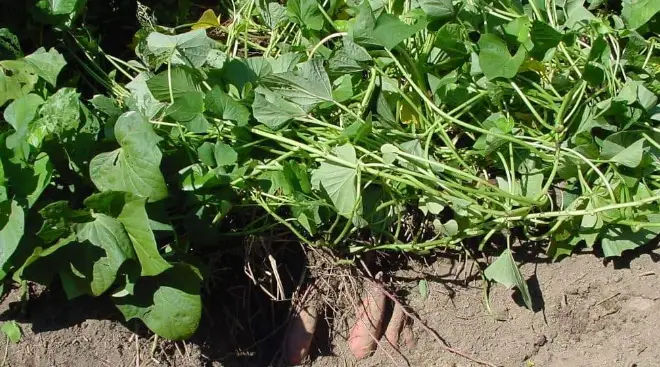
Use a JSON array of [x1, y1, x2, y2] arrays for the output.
[[497, 194, 660, 222], [308, 32, 347, 58]]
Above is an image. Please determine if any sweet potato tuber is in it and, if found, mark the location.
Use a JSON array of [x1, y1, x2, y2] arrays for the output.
[[384, 301, 406, 347], [348, 280, 387, 359], [283, 301, 319, 365]]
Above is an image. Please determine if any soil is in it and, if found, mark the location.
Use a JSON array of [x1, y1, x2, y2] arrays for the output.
[[1, 245, 659, 367]]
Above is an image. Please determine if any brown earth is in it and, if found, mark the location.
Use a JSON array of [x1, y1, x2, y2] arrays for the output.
[[1, 246, 659, 367]]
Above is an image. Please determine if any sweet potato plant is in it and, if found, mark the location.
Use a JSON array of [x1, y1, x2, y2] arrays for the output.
[[1, 0, 659, 341]]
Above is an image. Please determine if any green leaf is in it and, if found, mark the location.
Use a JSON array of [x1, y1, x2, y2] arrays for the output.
[[311, 143, 359, 216], [126, 72, 166, 118], [36, 0, 83, 15], [372, 14, 427, 50], [600, 132, 646, 168], [348, 0, 377, 46], [90, 111, 168, 202], [114, 264, 202, 340], [252, 87, 306, 129], [205, 87, 250, 126], [117, 194, 171, 277], [478, 34, 526, 80], [166, 91, 204, 122], [419, 195, 445, 215], [4, 94, 44, 148], [609, 138, 645, 168], [262, 2, 288, 29], [418, 0, 454, 18], [165, 91, 209, 133], [197, 142, 216, 167], [564, 0, 595, 28], [348, 2, 427, 50], [0, 200, 25, 276], [601, 225, 660, 257], [146, 30, 213, 68], [287, 0, 324, 31], [484, 248, 533, 309], [0, 28, 22, 60], [1, 321, 21, 343], [27, 87, 80, 147], [0, 60, 38, 106], [74, 213, 136, 296], [214, 143, 238, 166], [268, 59, 333, 105], [147, 67, 199, 101], [37, 201, 91, 243], [24, 47, 66, 86], [579, 199, 603, 248], [622, 0, 660, 29], [529, 21, 563, 61], [26, 153, 53, 208]]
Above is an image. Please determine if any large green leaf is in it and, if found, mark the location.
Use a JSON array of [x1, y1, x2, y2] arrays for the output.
[[24, 47, 66, 86], [214, 143, 238, 166], [4, 94, 44, 148], [117, 195, 171, 276], [126, 72, 166, 118], [262, 2, 288, 29], [147, 67, 199, 101], [484, 248, 533, 309], [348, 2, 426, 49], [27, 87, 80, 147], [600, 132, 647, 168], [205, 86, 250, 126], [478, 34, 526, 80], [165, 91, 209, 133], [252, 87, 306, 129], [0, 200, 25, 277], [90, 112, 168, 202], [0, 60, 37, 106], [609, 138, 645, 168], [146, 30, 213, 68], [601, 225, 660, 257], [372, 14, 427, 50], [114, 265, 202, 340], [622, 0, 660, 29], [73, 213, 136, 296], [287, 0, 324, 30], [268, 59, 333, 105], [418, 0, 454, 18], [529, 21, 563, 61], [311, 143, 359, 216]]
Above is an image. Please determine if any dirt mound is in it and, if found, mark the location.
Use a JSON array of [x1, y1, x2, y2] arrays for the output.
[[314, 248, 660, 367], [1, 247, 659, 367]]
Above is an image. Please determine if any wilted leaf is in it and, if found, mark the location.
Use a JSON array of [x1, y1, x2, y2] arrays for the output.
[[484, 249, 533, 309]]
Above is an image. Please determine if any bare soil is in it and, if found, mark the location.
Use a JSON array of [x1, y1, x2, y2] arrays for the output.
[[1, 246, 659, 367]]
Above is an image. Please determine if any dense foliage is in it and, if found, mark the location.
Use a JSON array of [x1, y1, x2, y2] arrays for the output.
[[1, 0, 659, 339]]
